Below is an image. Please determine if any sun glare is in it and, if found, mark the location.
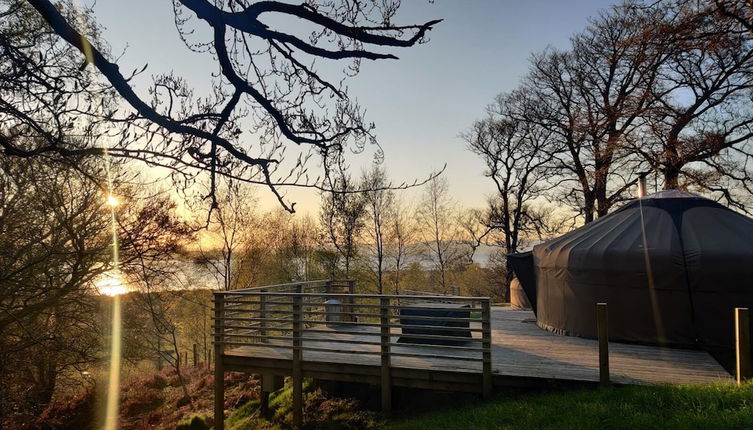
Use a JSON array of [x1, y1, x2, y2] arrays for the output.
[[106, 195, 119, 207], [95, 271, 128, 297]]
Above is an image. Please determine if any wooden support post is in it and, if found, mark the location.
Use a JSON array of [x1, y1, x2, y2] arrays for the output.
[[214, 294, 225, 430], [346, 280, 356, 322], [193, 343, 198, 367], [380, 297, 392, 413], [259, 391, 270, 418], [481, 299, 492, 399], [736, 307, 751, 385], [260, 374, 276, 418], [260, 289, 268, 343], [596, 303, 609, 386], [292, 291, 303, 429]]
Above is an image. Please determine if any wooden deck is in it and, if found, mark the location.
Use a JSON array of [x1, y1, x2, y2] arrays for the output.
[[223, 307, 732, 388]]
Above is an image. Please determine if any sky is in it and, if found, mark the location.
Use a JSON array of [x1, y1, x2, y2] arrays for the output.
[[90, 0, 619, 214]]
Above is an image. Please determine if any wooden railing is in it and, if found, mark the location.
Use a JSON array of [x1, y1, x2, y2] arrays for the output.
[[213, 280, 491, 428]]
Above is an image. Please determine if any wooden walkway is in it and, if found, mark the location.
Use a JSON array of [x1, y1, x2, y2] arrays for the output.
[[223, 307, 731, 387]]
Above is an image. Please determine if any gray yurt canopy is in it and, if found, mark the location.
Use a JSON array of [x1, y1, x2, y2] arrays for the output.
[[531, 190, 753, 362]]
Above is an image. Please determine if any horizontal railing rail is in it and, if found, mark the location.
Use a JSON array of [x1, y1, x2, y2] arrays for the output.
[[213, 279, 492, 398], [231, 279, 355, 294], [213, 278, 493, 430]]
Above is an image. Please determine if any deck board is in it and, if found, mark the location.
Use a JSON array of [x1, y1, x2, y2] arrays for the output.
[[224, 307, 732, 387]]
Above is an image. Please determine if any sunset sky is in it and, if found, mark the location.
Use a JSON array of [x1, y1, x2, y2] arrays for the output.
[[93, 0, 618, 214]]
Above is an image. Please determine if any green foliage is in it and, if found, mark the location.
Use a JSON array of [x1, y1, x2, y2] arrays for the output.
[[176, 414, 212, 430], [384, 384, 753, 430], [227, 379, 381, 430]]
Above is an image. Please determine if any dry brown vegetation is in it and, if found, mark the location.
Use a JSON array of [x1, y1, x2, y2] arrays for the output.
[[36, 366, 258, 430]]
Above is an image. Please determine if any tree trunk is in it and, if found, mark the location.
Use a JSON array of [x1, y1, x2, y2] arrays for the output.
[[664, 167, 681, 190], [503, 265, 514, 303], [583, 194, 596, 224], [594, 175, 610, 219]]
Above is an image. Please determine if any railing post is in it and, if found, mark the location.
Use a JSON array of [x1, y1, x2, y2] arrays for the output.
[[380, 296, 392, 413], [346, 280, 356, 322], [596, 302, 609, 386], [292, 290, 303, 429], [481, 299, 492, 399], [259, 289, 268, 343], [213, 293, 225, 430], [736, 307, 751, 385]]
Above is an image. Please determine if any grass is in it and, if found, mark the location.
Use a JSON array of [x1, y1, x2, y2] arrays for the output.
[[383, 384, 753, 430], [226, 380, 381, 430]]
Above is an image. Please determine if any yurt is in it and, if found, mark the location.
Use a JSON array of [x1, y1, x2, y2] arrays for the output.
[[510, 190, 753, 367], [510, 277, 532, 310]]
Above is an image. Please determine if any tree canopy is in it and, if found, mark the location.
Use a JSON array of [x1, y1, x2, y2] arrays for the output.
[[2, 0, 440, 212]]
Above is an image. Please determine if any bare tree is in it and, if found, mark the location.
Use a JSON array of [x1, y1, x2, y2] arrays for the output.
[[416, 176, 464, 293], [257, 209, 322, 283], [198, 178, 260, 291], [465, 92, 558, 251], [0, 0, 118, 197], [14, 0, 440, 213], [320, 174, 366, 278], [713, 0, 753, 34], [116, 187, 196, 408], [526, 3, 665, 222], [360, 166, 394, 294], [0, 155, 110, 425], [386, 196, 416, 295], [634, 1, 753, 210], [287, 214, 320, 282]]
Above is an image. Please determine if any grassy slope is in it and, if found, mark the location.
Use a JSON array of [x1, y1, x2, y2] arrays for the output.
[[226, 380, 381, 430], [384, 384, 753, 430]]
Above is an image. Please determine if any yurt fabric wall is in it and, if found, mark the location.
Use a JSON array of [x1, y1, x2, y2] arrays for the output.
[[521, 191, 753, 360]]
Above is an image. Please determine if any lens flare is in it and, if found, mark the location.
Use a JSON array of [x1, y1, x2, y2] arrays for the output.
[[95, 271, 128, 297], [104, 294, 122, 430], [101, 147, 123, 430], [106, 195, 119, 208], [638, 199, 666, 346]]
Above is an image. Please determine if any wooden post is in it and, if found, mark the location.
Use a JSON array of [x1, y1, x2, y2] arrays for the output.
[[481, 299, 492, 399], [260, 374, 274, 418], [736, 307, 751, 385], [380, 297, 392, 413], [193, 343, 198, 367], [345, 280, 356, 322], [596, 302, 609, 386], [214, 294, 225, 430], [260, 289, 268, 343], [292, 291, 303, 429]]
